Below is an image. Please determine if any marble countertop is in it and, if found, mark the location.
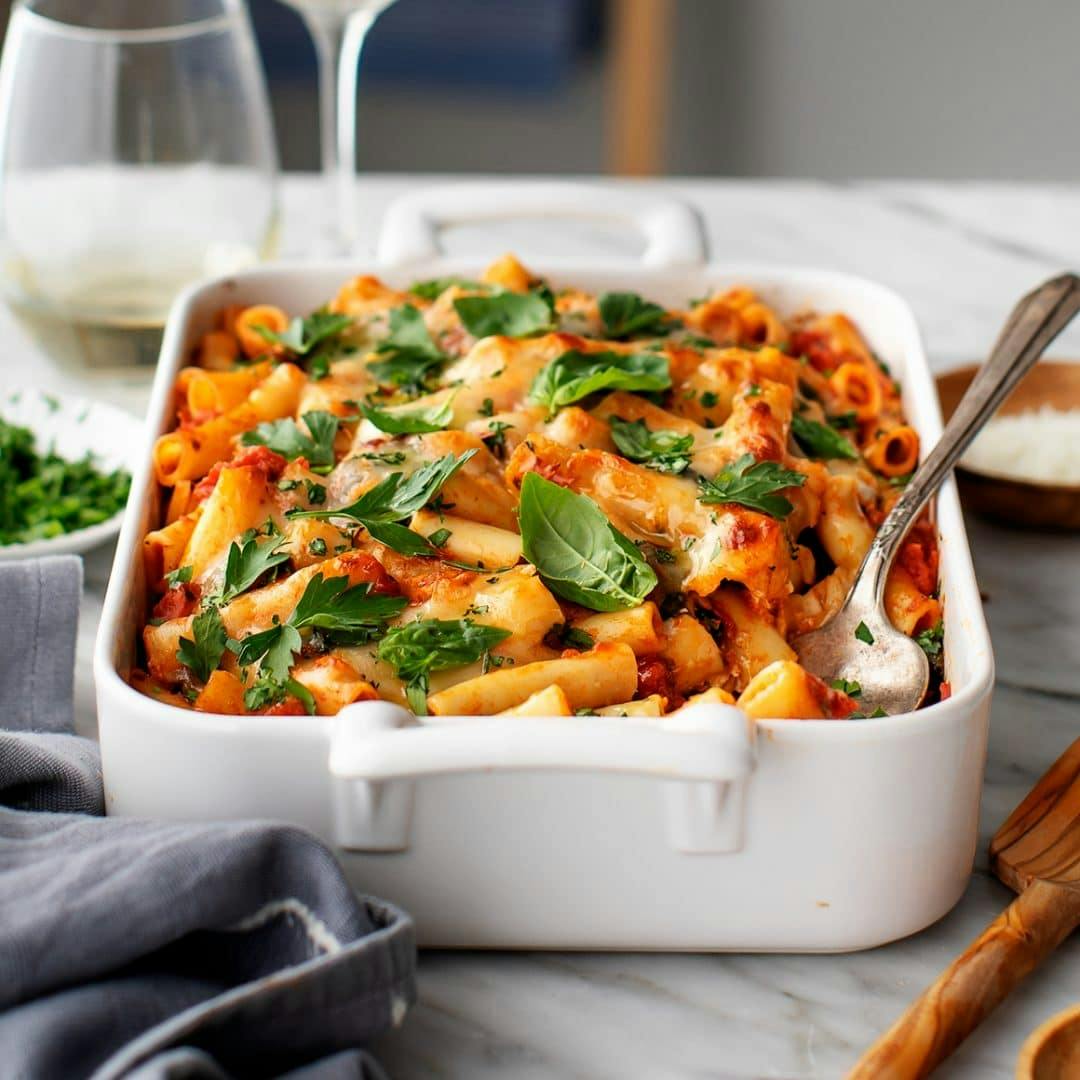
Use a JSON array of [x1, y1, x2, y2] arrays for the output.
[[10, 175, 1079, 1078]]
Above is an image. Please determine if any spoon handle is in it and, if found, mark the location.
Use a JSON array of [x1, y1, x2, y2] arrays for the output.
[[850, 272, 1080, 609]]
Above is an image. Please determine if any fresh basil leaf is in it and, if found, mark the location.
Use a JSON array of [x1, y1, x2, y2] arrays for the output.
[[453, 289, 554, 339], [529, 349, 671, 416], [409, 276, 485, 300], [791, 414, 859, 460], [360, 398, 453, 435], [176, 607, 228, 684], [368, 304, 448, 390], [518, 472, 657, 611], [219, 532, 289, 604], [696, 454, 807, 519], [359, 518, 440, 558], [609, 416, 693, 474], [377, 617, 512, 715], [241, 410, 343, 472], [598, 291, 669, 339]]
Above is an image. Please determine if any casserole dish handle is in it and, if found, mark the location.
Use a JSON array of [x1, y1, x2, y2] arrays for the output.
[[328, 703, 755, 854], [375, 181, 707, 269]]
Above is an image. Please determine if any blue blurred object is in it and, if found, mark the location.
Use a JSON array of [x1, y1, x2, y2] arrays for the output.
[[252, 0, 603, 95]]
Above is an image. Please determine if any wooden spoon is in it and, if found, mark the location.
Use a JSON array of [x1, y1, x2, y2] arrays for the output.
[[848, 737, 1080, 1079], [1016, 1003, 1080, 1079]]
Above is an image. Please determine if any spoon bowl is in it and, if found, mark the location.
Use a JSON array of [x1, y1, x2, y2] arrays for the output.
[[794, 274, 1080, 715]]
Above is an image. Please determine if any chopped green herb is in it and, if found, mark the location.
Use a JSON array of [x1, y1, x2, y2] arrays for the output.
[[241, 410, 343, 473], [830, 678, 862, 697], [699, 391, 719, 409], [482, 420, 513, 455], [255, 310, 353, 380], [479, 397, 495, 418], [164, 565, 193, 588], [289, 451, 475, 558], [377, 618, 511, 714], [745, 383, 762, 397], [304, 480, 327, 505], [427, 527, 452, 548], [309, 538, 328, 556], [855, 621, 875, 645], [360, 398, 453, 435], [915, 620, 944, 658], [368, 304, 449, 392], [791, 415, 859, 460], [409, 276, 485, 300], [609, 416, 693, 474], [176, 607, 228, 684], [697, 454, 807, 519], [544, 622, 596, 651], [0, 418, 131, 546], [218, 531, 290, 604]]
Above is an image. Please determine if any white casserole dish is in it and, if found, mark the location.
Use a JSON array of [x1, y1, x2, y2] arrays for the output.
[[95, 183, 994, 951]]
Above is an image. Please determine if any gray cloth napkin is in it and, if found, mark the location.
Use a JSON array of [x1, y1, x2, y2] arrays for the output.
[[0, 556, 416, 1080]]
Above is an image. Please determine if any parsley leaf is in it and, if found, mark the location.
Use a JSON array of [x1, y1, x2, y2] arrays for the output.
[[855, 621, 875, 645], [255, 311, 353, 380], [453, 288, 554, 339], [696, 454, 806, 519], [609, 416, 693, 474], [289, 451, 476, 558], [791, 415, 859, 460], [529, 349, 671, 417], [409, 276, 485, 300], [598, 291, 669, 339], [229, 576, 408, 711], [164, 565, 193, 588], [241, 410, 344, 473], [368, 304, 449, 391], [218, 531, 290, 604], [0, 417, 131, 545], [377, 618, 512, 714], [360, 398, 453, 435], [176, 607, 228, 684], [830, 678, 862, 697], [518, 472, 657, 611], [915, 620, 944, 658]]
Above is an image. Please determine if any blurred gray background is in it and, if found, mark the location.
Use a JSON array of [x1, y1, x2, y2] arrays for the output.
[[3, 0, 1076, 178], [250, 0, 1080, 179]]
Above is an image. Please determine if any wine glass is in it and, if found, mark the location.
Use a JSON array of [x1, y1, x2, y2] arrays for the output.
[[278, 0, 397, 254], [0, 0, 279, 370]]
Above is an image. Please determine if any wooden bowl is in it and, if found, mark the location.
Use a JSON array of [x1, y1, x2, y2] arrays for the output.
[[1016, 1003, 1080, 1079], [936, 360, 1080, 530]]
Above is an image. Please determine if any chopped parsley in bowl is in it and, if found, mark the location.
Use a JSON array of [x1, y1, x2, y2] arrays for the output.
[[0, 415, 131, 546]]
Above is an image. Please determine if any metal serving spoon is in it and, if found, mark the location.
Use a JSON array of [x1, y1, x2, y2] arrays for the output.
[[793, 273, 1080, 716]]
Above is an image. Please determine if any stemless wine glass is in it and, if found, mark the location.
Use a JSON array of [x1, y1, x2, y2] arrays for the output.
[[0, 0, 279, 369], [278, 0, 396, 254]]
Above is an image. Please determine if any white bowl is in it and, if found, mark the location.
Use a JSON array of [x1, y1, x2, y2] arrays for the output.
[[0, 387, 142, 560]]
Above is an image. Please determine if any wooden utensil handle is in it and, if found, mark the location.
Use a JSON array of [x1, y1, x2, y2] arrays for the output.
[[848, 878, 1080, 1079]]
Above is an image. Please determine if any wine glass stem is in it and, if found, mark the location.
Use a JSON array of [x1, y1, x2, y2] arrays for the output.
[[302, 9, 376, 253]]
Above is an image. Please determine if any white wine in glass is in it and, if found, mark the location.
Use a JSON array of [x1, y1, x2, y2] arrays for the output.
[[0, 0, 279, 370], [278, 0, 397, 254]]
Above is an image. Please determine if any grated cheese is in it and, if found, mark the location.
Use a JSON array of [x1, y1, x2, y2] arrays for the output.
[[962, 406, 1080, 485]]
